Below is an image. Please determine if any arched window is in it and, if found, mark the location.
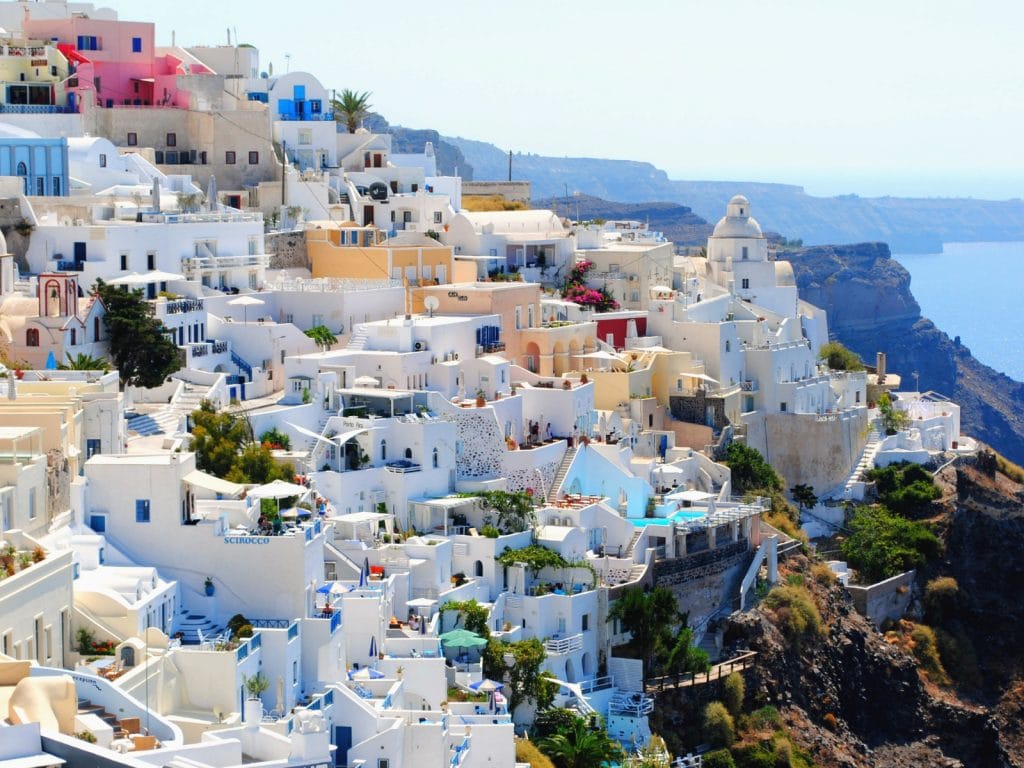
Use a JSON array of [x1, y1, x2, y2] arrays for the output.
[[69, 328, 76, 345], [725, 340, 731, 353], [474, 560, 484, 577], [404, 447, 412, 459], [380, 439, 386, 461], [26, 328, 39, 346], [94, 316, 101, 342], [432, 447, 439, 468], [16, 161, 26, 176]]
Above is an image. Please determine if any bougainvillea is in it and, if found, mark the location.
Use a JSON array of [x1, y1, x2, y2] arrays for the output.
[[563, 260, 619, 311]]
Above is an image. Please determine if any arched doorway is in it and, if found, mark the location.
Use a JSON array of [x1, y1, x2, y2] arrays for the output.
[[474, 560, 484, 578]]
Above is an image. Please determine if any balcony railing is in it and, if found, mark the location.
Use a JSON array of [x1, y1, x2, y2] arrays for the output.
[[163, 298, 204, 314], [740, 379, 759, 392], [183, 254, 270, 273], [56, 260, 84, 272], [0, 104, 75, 114], [543, 633, 583, 655], [384, 460, 421, 474], [211, 341, 228, 354], [608, 691, 654, 716]]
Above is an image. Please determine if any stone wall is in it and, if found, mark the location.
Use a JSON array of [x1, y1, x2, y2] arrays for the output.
[[669, 392, 728, 431], [266, 229, 308, 270], [847, 569, 915, 626], [653, 541, 750, 588], [438, 404, 505, 480]]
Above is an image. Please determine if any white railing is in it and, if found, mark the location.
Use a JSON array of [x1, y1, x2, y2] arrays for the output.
[[183, 254, 270, 272], [544, 633, 583, 655]]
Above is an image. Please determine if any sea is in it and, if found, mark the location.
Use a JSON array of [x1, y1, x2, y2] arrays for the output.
[[893, 241, 1024, 383]]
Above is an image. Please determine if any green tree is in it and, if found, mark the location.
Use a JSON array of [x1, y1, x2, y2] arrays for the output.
[[724, 443, 782, 495], [58, 352, 110, 371], [227, 442, 292, 485], [259, 427, 292, 451], [607, 586, 681, 679], [790, 484, 818, 513], [190, 401, 250, 478], [332, 89, 372, 133], [819, 341, 864, 371], [304, 325, 337, 350], [537, 715, 624, 768], [482, 637, 557, 714], [865, 462, 941, 515], [478, 490, 536, 533], [664, 626, 710, 681], [840, 505, 941, 582], [701, 750, 736, 768], [441, 599, 491, 638], [95, 279, 180, 387], [878, 392, 911, 435]]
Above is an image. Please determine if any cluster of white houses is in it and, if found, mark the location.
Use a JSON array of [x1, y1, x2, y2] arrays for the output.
[[0, 3, 978, 768]]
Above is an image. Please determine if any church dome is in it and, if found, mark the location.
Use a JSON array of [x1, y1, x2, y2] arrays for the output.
[[712, 194, 763, 238]]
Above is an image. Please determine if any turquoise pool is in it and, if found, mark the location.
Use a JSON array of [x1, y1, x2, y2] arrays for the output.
[[627, 509, 706, 527]]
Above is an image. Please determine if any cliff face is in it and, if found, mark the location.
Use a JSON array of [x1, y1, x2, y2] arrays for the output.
[[787, 243, 1024, 464]]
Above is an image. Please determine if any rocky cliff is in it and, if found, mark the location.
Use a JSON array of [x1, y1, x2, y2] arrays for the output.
[[786, 243, 1024, 465]]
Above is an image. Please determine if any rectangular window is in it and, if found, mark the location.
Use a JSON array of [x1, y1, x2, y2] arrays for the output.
[[742, 246, 749, 260], [154, 151, 163, 164], [248, 151, 259, 164], [93, 76, 101, 93], [515, 306, 521, 330], [99, 154, 107, 168], [127, 132, 137, 146], [132, 36, 142, 53], [582, 614, 590, 631], [741, 278, 750, 289], [780, 402, 787, 412], [52, 177, 60, 196], [147, 253, 156, 270], [411, 183, 418, 193], [120, 253, 128, 270], [225, 151, 236, 164], [135, 499, 151, 523], [433, 211, 443, 224], [36, 177, 44, 195], [166, 133, 176, 147], [28, 488, 37, 518]]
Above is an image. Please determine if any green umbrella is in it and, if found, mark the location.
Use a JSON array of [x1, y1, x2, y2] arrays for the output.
[[440, 628, 488, 649]]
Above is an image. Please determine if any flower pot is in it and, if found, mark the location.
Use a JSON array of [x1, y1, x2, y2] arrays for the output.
[[205, 583, 215, 596]]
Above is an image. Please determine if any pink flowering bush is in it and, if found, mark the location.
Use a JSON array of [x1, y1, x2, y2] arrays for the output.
[[563, 260, 619, 311]]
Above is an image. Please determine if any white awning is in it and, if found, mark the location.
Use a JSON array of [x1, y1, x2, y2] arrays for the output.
[[183, 470, 244, 497]]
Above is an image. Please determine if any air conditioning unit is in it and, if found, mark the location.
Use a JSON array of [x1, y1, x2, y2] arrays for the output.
[[413, 341, 425, 351], [628, 274, 638, 282]]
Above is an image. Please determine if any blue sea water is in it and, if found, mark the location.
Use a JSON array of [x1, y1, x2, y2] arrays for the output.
[[893, 242, 1024, 383]]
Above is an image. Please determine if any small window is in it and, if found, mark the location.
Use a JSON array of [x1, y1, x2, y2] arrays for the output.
[[225, 151, 236, 164], [166, 133, 176, 147], [742, 246, 749, 260], [36, 177, 44, 195], [120, 253, 128, 270], [26, 328, 39, 347], [147, 253, 156, 270], [127, 132, 137, 146], [248, 151, 259, 164], [154, 150, 163, 164], [132, 36, 142, 53], [582, 614, 590, 631], [780, 402, 787, 412], [725, 340, 731, 353], [411, 183, 418, 193], [433, 211, 443, 224], [52, 177, 60, 196], [99, 154, 107, 168], [741, 278, 750, 289], [135, 499, 151, 523]]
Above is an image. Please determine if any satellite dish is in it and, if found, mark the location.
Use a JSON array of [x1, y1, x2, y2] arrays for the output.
[[424, 296, 440, 316]]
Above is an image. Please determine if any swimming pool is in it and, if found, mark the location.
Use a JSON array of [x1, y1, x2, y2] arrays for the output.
[[627, 509, 706, 527]]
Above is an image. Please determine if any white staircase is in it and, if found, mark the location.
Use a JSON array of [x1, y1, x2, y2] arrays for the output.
[[546, 446, 577, 503], [126, 382, 211, 438], [841, 422, 882, 498], [346, 327, 369, 350]]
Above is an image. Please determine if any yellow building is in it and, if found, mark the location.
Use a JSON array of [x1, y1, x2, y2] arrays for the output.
[[306, 223, 454, 285], [0, 37, 70, 109]]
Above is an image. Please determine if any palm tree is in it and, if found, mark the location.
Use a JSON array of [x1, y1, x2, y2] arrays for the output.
[[538, 719, 623, 768], [59, 352, 111, 371], [332, 89, 372, 133]]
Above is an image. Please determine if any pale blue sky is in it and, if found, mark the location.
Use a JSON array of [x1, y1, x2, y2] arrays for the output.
[[102, 0, 1022, 198]]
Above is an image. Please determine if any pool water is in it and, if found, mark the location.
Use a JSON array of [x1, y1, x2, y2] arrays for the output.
[[627, 509, 706, 526]]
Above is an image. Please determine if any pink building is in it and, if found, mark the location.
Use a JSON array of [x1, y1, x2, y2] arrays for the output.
[[23, 14, 210, 110]]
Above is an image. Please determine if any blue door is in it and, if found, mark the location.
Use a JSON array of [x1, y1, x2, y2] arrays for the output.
[[333, 725, 351, 766], [89, 514, 106, 532]]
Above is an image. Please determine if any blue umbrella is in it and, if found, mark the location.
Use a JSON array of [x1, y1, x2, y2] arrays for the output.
[[368, 635, 377, 658], [45, 351, 57, 370], [358, 565, 366, 588], [316, 584, 332, 594]]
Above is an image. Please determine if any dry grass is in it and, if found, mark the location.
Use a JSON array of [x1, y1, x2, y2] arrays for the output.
[[462, 195, 529, 212], [515, 738, 555, 768]]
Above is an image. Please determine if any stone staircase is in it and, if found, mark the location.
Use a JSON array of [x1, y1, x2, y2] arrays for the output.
[[126, 381, 212, 439], [546, 446, 577, 503], [624, 530, 643, 559]]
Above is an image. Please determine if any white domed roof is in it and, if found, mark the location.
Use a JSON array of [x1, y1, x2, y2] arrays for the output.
[[712, 194, 763, 238]]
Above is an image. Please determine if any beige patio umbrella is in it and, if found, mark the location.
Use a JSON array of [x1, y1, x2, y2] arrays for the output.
[[276, 675, 284, 715], [228, 294, 265, 323]]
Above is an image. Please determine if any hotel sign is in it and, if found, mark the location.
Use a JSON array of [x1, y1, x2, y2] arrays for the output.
[[223, 536, 272, 544]]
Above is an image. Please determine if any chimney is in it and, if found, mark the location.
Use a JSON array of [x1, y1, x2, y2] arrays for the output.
[[876, 352, 887, 384]]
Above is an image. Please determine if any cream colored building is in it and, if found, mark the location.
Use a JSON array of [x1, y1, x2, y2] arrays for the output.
[[307, 223, 454, 286]]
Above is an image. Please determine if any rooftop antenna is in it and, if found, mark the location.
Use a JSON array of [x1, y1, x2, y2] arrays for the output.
[[285, 53, 291, 73], [507, 150, 512, 182]]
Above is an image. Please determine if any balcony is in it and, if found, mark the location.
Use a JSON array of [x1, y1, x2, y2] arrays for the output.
[[163, 298, 204, 314], [183, 253, 270, 276], [56, 260, 84, 272], [0, 104, 75, 114], [543, 633, 583, 655], [608, 691, 654, 717], [740, 379, 759, 392], [384, 460, 421, 474]]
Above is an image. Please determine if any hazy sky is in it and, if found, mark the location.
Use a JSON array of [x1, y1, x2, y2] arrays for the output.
[[100, 0, 1022, 199]]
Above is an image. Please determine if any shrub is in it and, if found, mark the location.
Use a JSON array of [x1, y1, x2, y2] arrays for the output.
[[840, 505, 941, 583], [810, 562, 837, 585], [722, 671, 745, 717], [480, 524, 500, 538], [935, 626, 981, 688], [747, 705, 781, 731], [867, 462, 942, 515], [762, 585, 822, 645], [227, 614, 250, 637], [515, 738, 556, 768], [76, 627, 95, 655], [730, 743, 774, 768], [235, 624, 254, 639], [819, 341, 864, 371], [703, 749, 737, 768], [910, 624, 950, 685], [822, 712, 838, 730], [725, 443, 782, 494], [923, 576, 960, 624], [703, 701, 736, 748]]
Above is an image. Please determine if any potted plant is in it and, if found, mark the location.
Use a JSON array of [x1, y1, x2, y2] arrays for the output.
[[204, 577, 215, 596], [580, 373, 588, 384], [475, 389, 487, 407], [244, 672, 270, 699]]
